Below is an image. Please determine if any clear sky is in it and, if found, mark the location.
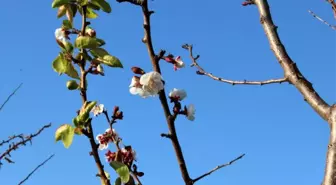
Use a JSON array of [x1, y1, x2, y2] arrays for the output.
[[1, 1, 335, 185]]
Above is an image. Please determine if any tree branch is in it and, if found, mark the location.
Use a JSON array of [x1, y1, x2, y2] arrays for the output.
[[77, 5, 110, 185], [253, 0, 331, 121], [116, 0, 193, 184], [17, 154, 55, 185], [0, 83, 22, 112], [251, 0, 334, 184], [0, 123, 51, 165], [183, 44, 288, 86], [308, 10, 336, 30], [192, 154, 245, 183]]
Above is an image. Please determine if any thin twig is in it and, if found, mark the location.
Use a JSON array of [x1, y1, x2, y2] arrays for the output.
[[183, 44, 288, 85], [192, 154, 245, 183], [0, 134, 24, 146], [308, 10, 336, 30], [0, 83, 22, 112], [0, 123, 51, 162], [17, 154, 55, 185]]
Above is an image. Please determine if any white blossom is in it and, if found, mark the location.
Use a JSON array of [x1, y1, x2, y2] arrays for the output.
[[186, 104, 196, 121], [92, 104, 104, 117], [130, 72, 164, 98], [169, 88, 187, 101], [55, 28, 66, 43], [140, 71, 164, 96]]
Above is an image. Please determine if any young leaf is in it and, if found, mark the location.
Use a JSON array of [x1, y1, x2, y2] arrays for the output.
[[70, 4, 78, 18], [65, 59, 80, 79], [90, 48, 109, 58], [86, 7, 98, 19], [110, 161, 130, 183], [52, 54, 68, 74], [55, 124, 75, 148], [62, 19, 72, 29], [75, 36, 102, 49], [97, 55, 123, 68], [88, 2, 101, 10], [57, 5, 67, 18], [66, 6, 74, 24], [52, 0, 70, 8], [91, 0, 112, 13]]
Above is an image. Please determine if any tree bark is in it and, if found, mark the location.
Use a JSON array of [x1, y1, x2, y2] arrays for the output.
[[253, 0, 335, 184]]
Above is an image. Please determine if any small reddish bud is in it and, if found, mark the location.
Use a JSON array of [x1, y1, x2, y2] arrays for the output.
[[113, 106, 120, 115], [131, 67, 145, 75]]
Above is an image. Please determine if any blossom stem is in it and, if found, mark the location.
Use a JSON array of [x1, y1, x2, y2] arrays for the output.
[[77, 5, 111, 185]]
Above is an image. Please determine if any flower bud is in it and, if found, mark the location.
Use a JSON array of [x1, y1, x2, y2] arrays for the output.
[[97, 64, 104, 76], [131, 67, 145, 75], [85, 27, 96, 37], [66, 80, 79, 90]]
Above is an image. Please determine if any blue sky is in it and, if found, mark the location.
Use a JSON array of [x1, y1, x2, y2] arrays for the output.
[[1, 0, 335, 185]]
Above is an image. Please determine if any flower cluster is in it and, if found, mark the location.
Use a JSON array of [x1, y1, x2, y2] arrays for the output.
[[168, 88, 196, 121], [105, 146, 137, 166], [129, 70, 164, 98], [96, 128, 119, 150]]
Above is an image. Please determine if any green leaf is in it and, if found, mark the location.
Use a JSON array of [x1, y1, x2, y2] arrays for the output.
[[97, 55, 123, 68], [90, 48, 109, 58], [83, 101, 97, 115], [52, 0, 70, 8], [110, 161, 130, 183], [62, 19, 72, 29], [65, 60, 80, 79], [52, 54, 79, 79], [55, 124, 75, 148], [75, 36, 103, 49], [78, 0, 89, 6], [114, 178, 121, 185], [52, 54, 68, 74], [88, 2, 101, 10], [91, 0, 112, 13], [63, 42, 74, 53], [86, 7, 98, 19]]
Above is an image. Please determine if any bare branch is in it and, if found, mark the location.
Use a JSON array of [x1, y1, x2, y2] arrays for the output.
[[0, 123, 51, 164], [0, 83, 22, 112], [192, 154, 245, 183], [18, 154, 55, 185], [308, 10, 336, 30], [254, 0, 331, 120], [183, 44, 288, 86], [0, 134, 24, 147]]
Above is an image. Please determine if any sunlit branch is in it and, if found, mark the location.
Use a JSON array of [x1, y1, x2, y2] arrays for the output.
[[183, 44, 288, 86], [308, 10, 336, 30], [192, 154, 245, 183]]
